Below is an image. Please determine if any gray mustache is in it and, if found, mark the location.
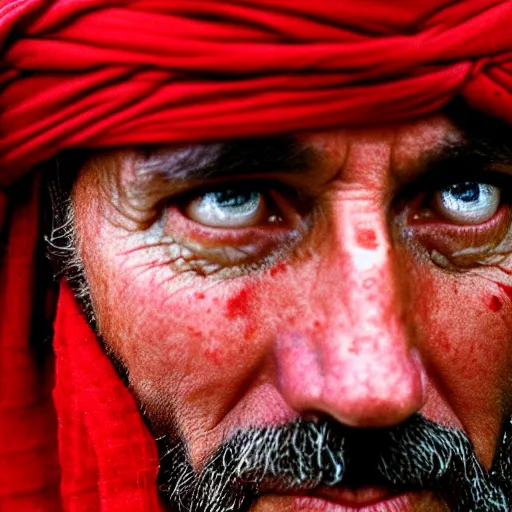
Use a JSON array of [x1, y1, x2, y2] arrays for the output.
[[158, 414, 511, 512]]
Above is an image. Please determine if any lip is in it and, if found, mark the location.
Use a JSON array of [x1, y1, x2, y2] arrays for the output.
[[292, 487, 413, 511]]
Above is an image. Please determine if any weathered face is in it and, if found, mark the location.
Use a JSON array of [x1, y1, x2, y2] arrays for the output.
[[70, 111, 512, 511]]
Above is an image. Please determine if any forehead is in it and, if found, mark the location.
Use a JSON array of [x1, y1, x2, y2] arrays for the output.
[[295, 114, 461, 184]]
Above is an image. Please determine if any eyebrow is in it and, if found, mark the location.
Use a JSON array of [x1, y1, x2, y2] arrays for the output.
[[443, 100, 512, 169], [400, 101, 512, 191], [134, 137, 319, 186]]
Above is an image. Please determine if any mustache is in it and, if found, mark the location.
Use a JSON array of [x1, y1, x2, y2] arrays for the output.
[[157, 414, 511, 512]]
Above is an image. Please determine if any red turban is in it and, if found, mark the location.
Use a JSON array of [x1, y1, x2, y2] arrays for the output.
[[1, 1, 512, 511]]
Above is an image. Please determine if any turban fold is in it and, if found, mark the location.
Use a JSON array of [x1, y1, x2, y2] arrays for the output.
[[2, 0, 512, 184], [1, 1, 512, 511]]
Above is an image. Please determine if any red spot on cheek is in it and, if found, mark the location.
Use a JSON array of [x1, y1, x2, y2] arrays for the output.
[[186, 326, 202, 337], [194, 292, 205, 300], [270, 262, 287, 277], [355, 229, 378, 250], [244, 323, 257, 341], [489, 295, 503, 312], [226, 288, 252, 319], [204, 348, 222, 365]]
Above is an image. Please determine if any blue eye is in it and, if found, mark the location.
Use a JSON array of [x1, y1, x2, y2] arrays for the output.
[[209, 190, 260, 210], [185, 189, 266, 228], [434, 182, 500, 224]]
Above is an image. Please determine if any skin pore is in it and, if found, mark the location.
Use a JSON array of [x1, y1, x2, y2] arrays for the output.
[[68, 110, 512, 511]]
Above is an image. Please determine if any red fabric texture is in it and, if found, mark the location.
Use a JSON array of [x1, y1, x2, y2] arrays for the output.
[[53, 283, 162, 512], [0, 181, 61, 511], [1, 1, 512, 511], [2, 1, 512, 185]]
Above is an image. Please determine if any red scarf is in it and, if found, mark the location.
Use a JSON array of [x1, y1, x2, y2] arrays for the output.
[[1, 2, 512, 510], [53, 283, 162, 512]]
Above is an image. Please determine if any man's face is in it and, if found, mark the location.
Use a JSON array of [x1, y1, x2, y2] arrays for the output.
[[69, 111, 512, 511]]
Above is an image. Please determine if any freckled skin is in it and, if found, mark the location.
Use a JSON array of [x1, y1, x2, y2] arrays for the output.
[[72, 115, 512, 512]]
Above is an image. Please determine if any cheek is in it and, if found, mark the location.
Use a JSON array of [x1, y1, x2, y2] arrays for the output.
[[414, 273, 512, 385], [81, 231, 304, 425], [91, 269, 264, 380], [407, 262, 512, 458]]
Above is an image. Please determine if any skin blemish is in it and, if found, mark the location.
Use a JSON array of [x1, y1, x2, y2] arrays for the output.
[[226, 287, 252, 319], [186, 326, 202, 337], [244, 322, 257, 341], [355, 228, 379, 250], [270, 262, 287, 277], [204, 348, 222, 365], [195, 292, 205, 300], [489, 295, 503, 312]]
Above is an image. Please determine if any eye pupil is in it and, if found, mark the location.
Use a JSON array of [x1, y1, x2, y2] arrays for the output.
[[212, 190, 258, 209], [446, 182, 480, 202]]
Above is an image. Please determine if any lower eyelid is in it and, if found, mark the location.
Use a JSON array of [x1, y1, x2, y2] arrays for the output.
[[159, 205, 306, 269], [406, 205, 512, 259], [164, 205, 296, 245]]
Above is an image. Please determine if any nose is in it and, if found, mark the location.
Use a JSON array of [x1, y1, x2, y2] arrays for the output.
[[275, 199, 425, 428]]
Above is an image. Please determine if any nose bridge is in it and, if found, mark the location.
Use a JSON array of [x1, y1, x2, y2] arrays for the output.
[[337, 201, 405, 353], [276, 198, 425, 427]]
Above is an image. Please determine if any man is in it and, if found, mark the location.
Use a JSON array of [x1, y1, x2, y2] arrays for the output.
[[2, 2, 512, 512]]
